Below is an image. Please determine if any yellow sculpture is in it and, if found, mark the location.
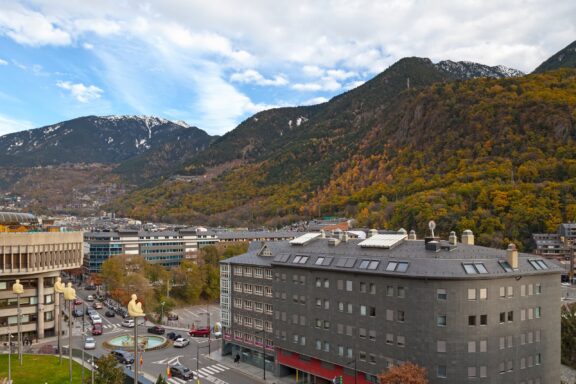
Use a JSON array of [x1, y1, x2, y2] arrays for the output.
[[12, 279, 24, 295], [128, 294, 145, 317], [54, 277, 65, 293], [63, 282, 76, 301]]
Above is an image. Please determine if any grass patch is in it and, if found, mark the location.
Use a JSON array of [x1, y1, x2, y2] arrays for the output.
[[0, 354, 86, 383]]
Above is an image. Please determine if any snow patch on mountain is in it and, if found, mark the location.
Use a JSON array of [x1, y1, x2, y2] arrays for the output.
[[435, 60, 524, 79]]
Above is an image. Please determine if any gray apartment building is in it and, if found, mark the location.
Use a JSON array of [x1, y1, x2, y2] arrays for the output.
[[221, 230, 561, 384]]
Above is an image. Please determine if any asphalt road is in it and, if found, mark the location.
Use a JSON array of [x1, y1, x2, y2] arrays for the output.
[[64, 288, 252, 384]]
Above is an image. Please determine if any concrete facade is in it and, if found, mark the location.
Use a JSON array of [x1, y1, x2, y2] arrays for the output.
[[0, 231, 83, 341]]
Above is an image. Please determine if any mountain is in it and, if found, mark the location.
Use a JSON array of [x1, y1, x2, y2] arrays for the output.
[[0, 115, 214, 169], [435, 60, 524, 79], [533, 40, 576, 73]]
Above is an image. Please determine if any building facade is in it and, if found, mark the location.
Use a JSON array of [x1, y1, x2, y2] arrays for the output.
[[221, 230, 561, 384], [0, 215, 83, 341]]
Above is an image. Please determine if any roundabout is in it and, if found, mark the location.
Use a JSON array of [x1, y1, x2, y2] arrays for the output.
[[103, 334, 169, 351]]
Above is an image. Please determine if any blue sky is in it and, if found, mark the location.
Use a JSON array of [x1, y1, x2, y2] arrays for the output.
[[0, 1, 575, 136]]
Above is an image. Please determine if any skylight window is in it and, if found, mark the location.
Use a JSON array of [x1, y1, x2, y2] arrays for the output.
[[359, 260, 370, 269], [529, 260, 548, 270], [385, 261, 409, 272], [358, 260, 380, 270], [315, 257, 325, 265], [462, 263, 489, 274], [368, 261, 380, 270], [292, 256, 309, 264], [499, 261, 513, 272]]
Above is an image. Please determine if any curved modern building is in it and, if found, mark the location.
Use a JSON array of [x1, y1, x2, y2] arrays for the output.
[[0, 213, 83, 342]]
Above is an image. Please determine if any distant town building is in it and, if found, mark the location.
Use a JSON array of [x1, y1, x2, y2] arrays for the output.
[[0, 212, 83, 341], [222, 229, 560, 384], [533, 223, 576, 279]]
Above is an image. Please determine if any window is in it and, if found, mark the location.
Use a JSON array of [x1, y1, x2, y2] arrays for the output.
[[479, 340, 487, 352], [387, 286, 394, 296], [499, 286, 506, 298], [521, 309, 526, 321], [535, 283, 542, 294], [360, 282, 367, 293], [508, 311, 514, 322], [386, 333, 394, 345], [437, 340, 446, 352], [507, 286, 514, 297], [345, 280, 353, 291], [337, 280, 343, 290], [315, 257, 325, 265], [479, 288, 487, 300], [324, 341, 330, 352], [324, 300, 329, 309], [316, 298, 322, 307], [437, 366, 447, 378], [437, 315, 447, 327], [316, 340, 321, 350], [359, 328, 367, 338], [499, 312, 506, 323], [437, 289, 447, 300], [398, 286, 405, 298], [535, 306, 541, 318], [315, 278, 322, 287], [521, 284, 526, 296], [347, 303, 353, 313], [480, 366, 487, 378], [338, 302, 344, 312], [368, 330, 376, 341], [397, 335, 405, 347], [359, 351, 367, 361], [396, 310, 404, 322], [468, 289, 476, 300], [360, 305, 367, 316], [369, 283, 376, 294], [324, 279, 330, 288], [467, 367, 476, 378], [499, 260, 513, 272], [468, 315, 476, 326], [480, 314, 488, 325], [463, 263, 488, 274], [386, 309, 394, 321], [386, 261, 409, 272], [528, 259, 548, 270], [468, 341, 476, 353]]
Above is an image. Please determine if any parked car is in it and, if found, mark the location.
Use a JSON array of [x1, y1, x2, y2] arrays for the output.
[[86, 307, 95, 316], [166, 332, 181, 341], [121, 319, 135, 328], [167, 312, 179, 321], [111, 350, 134, 365], [84, 285, 97, 291], [92, 302, 103, 309], [189, 327, 210, 337], [104, 309, 115, 318], [169, 364, 194, 380], [73, 298, 82, 306], [173, 337, 190, 348], [147, 326, 165, 335], [72, 309, 83, 318], [90, 314, 102, 324], [91, 323, 103, 336], [86, 295, 94, 302], [84, 336, 96, 350]]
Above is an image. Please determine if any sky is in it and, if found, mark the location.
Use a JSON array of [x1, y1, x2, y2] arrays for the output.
[[0, 1, 574, 137]]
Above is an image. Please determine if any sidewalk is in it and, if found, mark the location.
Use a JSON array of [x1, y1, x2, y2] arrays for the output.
[[206, 350, 293, 384]]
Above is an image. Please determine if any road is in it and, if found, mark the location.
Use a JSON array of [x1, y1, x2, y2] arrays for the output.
[[64, 287, 255, 384]]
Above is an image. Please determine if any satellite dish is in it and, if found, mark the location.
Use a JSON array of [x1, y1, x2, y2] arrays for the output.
[[429, 220, 436, 237]]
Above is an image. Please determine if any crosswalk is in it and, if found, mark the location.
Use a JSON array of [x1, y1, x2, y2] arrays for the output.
[[72, 323, 124, 336], [167, 364, 230, 384]]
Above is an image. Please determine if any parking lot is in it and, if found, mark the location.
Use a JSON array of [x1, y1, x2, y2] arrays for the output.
[[163, 303, 221, 330]]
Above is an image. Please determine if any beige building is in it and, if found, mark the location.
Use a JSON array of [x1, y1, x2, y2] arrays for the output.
[[0, 229, 83, 341]]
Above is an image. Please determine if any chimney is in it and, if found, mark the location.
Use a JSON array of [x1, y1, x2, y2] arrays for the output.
[[328, 238, 340, 247], [461, 230, 474, 245], [507, 243, 518, 269], [369, 229, 378, 238], [343, 232, 349, 243], [408, 230, 417, 240], [448, 231, 457, 245], [320, 230, 326, 238]]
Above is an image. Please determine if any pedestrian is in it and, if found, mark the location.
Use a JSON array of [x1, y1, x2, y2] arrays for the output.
[[234, 354, 240, 365]]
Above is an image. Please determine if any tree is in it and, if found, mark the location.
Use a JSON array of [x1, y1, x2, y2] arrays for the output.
[[94, 354, 124, 384], [562, 303, 576, 368], [379, 362, 428, 384]]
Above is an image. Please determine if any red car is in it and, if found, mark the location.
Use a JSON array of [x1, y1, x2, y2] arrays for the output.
[[73, 298, 82, 306], [92, 323, 103, 336], [189, 327, 210, 337]]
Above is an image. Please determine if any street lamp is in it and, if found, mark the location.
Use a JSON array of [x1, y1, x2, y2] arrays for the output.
[[196, 341, 211, 384], [344, 358, 357, 384], [128, 293, 145, 384], [54, 277, 65, 364], [12, 279, 24, 365], [63, 282, 77, 384], [160, 301, 165, 325], [7, 328, 13, 384]]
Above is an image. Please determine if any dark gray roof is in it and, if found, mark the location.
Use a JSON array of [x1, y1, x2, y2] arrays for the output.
[[217, 231, 301, 240], [221, 247, 274, 267], [223, 237, 562, 280]]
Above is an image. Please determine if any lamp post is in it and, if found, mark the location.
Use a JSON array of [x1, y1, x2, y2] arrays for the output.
[[128, 293, 145, 384], [196, 341, 210, 384], [63, 282, 77, 384], [345, 358, 357, 384], [160, 301, 165, 325], [54, 277, 65, 364], [91, 358, 95, 384], [7, 328, 13, 384], [12, 279, 24, 365]]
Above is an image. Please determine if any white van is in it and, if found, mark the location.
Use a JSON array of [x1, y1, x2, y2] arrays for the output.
[[87, 295, 94, 302]]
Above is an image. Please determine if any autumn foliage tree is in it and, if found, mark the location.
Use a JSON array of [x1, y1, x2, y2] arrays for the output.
[[379, 362, 428, 384]]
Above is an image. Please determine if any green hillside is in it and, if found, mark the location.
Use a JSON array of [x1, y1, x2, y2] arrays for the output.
[[112, 67, 576, 250]]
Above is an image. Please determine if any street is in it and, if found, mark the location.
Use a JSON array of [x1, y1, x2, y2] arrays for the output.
[[61, 287, 257, 384]]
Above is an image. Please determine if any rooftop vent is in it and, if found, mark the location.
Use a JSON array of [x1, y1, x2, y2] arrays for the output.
[[425, 240, 441, 252], [342, 232, 349, 243], [408, 230, 417, 240], [368, 229, 379, 238], [398, 228, 407, 235], [328, 238, 341, 247], [449, 231, 457, 245], [320, 230, 326, 238], [461, 229, 474, 245]]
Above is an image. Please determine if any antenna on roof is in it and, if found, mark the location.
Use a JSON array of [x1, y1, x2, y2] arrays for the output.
[[429, 220, 436, 238]]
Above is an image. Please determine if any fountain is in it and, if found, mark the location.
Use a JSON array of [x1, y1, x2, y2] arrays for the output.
[[104, 334, 168, 351]]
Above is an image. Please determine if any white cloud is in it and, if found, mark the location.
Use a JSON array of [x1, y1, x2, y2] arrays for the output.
[[0, 114, 34, 136], [230, 69, 288, 86], [0, 3, 71, 46], [302, 96, 329, 105], [344, 80, 366, 90], [83, 42, 93, 50], [0, 58, 7, 65], [56, 81, 103, 103], [292, 76, 342, 92]]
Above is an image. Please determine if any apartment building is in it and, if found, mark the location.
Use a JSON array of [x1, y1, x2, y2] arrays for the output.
[[221, 230, 561, 384], [0, 212, 83, 341]]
